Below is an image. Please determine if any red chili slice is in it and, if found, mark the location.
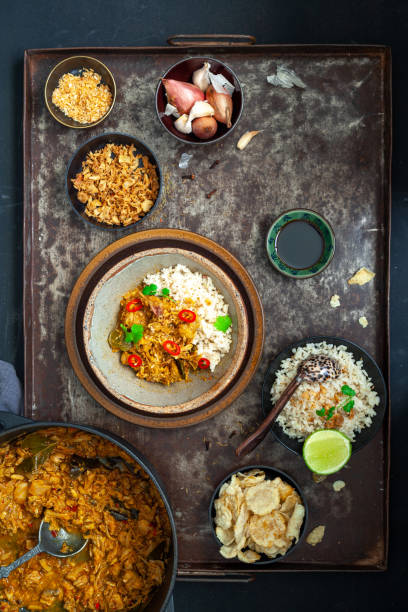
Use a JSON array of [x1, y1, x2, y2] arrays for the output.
[[162, 340, 181, 356], [198, 358, 210, 369], [128, 354, 142, 368], [126, 298, 143, 312], [178, 309, 196, 323]]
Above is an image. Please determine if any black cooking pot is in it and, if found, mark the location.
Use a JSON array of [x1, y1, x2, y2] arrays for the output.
[[0, 412, 177, 612]]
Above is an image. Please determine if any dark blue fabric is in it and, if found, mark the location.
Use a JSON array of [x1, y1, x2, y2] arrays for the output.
[[0, 360, 23, 414]]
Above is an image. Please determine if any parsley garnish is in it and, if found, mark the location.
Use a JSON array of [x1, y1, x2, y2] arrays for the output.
[[214, 315, 232, 332], [142, 284, 157, 296], [120, 323, 144, 344], [326, 406, 335, 421], [316, 407, 326, 417], [161, 288, 170, 296], [341, 385, 356, 397]]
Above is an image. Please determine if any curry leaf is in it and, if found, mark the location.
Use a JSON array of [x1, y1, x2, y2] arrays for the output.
[[16, 434, 57, 474]]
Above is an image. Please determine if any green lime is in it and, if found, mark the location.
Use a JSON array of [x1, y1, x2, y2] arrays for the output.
[[302, 429, 352, 475]]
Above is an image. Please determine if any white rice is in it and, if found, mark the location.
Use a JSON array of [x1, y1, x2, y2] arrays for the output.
[[271, 341, 380, 441], [143, 264, 232, 371]]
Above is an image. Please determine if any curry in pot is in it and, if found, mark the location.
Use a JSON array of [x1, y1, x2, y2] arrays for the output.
[[0, 428, 171, 611]]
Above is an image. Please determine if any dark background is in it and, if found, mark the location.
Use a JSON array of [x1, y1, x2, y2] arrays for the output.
[[0, 0, 407, 609]]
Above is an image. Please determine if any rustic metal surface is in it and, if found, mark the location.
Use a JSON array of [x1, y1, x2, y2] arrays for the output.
[[23, 45, 391, 574]]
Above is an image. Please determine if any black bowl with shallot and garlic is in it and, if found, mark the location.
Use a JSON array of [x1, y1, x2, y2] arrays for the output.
[[155, 57, 243, 144]]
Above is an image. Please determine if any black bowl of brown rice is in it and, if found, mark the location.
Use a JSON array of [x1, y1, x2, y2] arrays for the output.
[[262, 336, 387, 455], [209, 465, 308, 565], [66, 133, 162, 230]]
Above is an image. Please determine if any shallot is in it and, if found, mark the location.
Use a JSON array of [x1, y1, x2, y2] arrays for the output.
[[188, 100, 215, 122], [192, 62, 211, 92], [174, 114, 192, 134], [192, 116, 218, 140], [162, 78, 204, 115], [206, 85, 233, 128]]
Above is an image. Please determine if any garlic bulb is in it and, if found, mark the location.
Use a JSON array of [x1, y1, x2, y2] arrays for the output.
[[188, 100, 215, 122], [192, 62, 211, 92], [174, 114, 192, 134]]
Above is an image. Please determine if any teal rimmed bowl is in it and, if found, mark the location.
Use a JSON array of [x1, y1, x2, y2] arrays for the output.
[[266, 209, 335, 279]]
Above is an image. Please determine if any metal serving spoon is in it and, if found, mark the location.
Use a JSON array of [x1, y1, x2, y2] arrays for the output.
[[0, 520, 87, 579], [236, 355, 341, 457]]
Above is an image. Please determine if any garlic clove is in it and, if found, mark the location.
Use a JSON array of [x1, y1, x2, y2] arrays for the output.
[[188, 100, 215, 122], [192, 62, 211, 92], [174, 114, 192, 134], [236, 130, 261, 150], [209, 72, 235, 96], [164, 103, 180, 118]]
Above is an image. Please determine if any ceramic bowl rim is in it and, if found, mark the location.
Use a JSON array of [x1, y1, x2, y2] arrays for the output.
[[82, 246, 249, 414], [265, 208, 336, 279], [155, 55, 244, 145], [208, 464, 309, 565], [44, 55, 117, 129]]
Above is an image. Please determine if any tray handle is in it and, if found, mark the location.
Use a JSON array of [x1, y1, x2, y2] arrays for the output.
[[167, 34, 256, 47]]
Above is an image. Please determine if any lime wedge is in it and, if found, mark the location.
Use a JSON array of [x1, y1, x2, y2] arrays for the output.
[[302, 430, 352, 475]]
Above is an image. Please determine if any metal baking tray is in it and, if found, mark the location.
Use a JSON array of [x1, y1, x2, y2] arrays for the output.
[[23, 37, 391, 576]]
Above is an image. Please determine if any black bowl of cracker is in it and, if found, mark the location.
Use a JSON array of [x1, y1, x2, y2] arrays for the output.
[[209, 465, 308, 565], [66, 133, 162, 230]]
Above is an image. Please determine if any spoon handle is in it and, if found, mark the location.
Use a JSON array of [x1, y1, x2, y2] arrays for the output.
[[235, 375, 303, 457], [0, 543, 42, 579]]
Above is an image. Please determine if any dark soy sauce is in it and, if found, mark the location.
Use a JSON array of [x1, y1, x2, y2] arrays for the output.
[[276, 221, 324, 269]]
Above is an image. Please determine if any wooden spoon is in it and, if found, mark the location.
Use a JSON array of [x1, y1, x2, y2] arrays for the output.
[[235, 355, 341, 457]]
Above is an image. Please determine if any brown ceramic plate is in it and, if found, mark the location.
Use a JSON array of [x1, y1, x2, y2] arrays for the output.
[[65, 229, 264, 428]]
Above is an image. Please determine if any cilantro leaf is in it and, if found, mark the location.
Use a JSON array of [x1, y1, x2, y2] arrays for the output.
[[341, 385, 356, 397], [316, 408, 326, 417], [142, 284, 157, 296], [214, 315, 232, 332], [326, 406, 335, 421], [120, 323, 144, 344], [130, 324, 144, 343], [343, 400, 355, 414], [161, 288, 170, 296]]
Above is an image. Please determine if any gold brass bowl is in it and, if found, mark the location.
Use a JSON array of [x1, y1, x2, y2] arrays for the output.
[[44, 55, 116, 129]]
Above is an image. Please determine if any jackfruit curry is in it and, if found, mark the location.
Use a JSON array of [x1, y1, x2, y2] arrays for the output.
[[0, 428, 171, 611], [109, 285, 209, 385]]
